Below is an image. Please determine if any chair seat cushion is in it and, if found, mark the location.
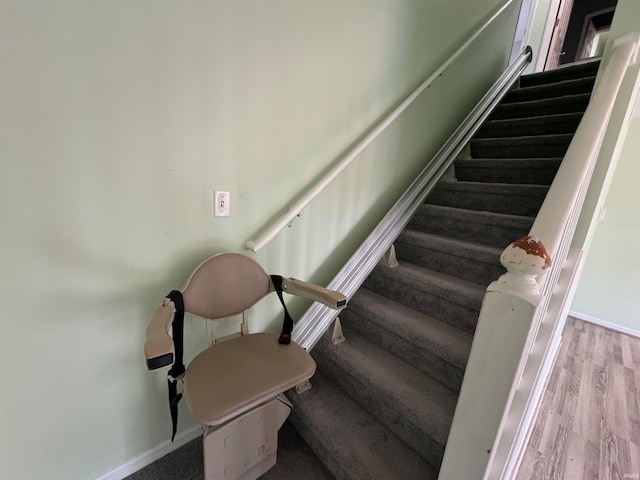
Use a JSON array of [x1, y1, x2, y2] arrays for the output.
[[184, 333, 316, 426]]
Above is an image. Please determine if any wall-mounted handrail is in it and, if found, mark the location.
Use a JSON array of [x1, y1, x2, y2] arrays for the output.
[[246, 0, 516, 253], [439, 33, 640, 480], [292, 46, 532, 351]]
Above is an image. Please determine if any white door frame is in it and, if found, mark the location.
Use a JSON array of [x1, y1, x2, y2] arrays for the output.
[[535, 0, 563, 71]]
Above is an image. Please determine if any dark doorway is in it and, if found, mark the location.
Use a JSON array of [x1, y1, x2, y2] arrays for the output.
[[557, 0, 618, 66]]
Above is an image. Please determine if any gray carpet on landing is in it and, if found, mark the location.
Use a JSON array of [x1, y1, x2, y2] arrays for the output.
[[124, 421, 334, 480]]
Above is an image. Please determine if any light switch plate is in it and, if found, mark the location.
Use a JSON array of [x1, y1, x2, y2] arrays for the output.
[[214, 191, 230, 217]]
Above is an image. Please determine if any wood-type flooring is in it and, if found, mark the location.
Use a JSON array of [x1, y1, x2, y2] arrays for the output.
[[516, 316, 640, 479]]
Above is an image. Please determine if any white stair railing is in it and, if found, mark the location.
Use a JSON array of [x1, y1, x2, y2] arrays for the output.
[[439, 32, 640, 480]]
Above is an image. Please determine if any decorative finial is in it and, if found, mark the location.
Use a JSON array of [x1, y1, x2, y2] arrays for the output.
[[491, 236, 552, 300], [500, 235, 551, 276]]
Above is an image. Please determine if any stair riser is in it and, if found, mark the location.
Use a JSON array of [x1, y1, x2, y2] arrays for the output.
[[288, 373, 437, 480], [471, 141, 570, 158], [489, 96, 590, 120], [408, 208, 533, 248], [475, 117, 581, 138], [455, 164, 559, 185], [427, 188, 546, 217], [395, 241, 504, 287], [287, 412, 350, 480], [519, 62, 600, 87], [340, 308, 465, 393], [313, 344, 445, 469], [503, 77, 595, 103], [364, 270, 481, 333]]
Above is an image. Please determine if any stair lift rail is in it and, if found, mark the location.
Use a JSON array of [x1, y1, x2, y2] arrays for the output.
[[440, 33, 640, 480], [246, 0, 518, 254], [292, 46, 533, 351]]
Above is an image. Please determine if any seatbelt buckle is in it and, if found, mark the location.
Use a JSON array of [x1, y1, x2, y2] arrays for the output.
[[167, 372, 185, 383]]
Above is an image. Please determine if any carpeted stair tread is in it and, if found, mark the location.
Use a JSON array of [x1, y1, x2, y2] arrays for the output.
[[284, 58, 597, 480], [488, 93, 591, 120], [475, 112, 584, 138], [313, 330, 458, 468], [396, 230, 504, 286], [364, 263, 485, 332], [519, 59, 600, 88], [471, 133, 573, 158], [502, 76, 596, 103], [408, 204, 534, 248], [426, 180, 548, 216], [455, 157, 562, 185], [288, 371, 437, 480], [341, 286, 473, 385]]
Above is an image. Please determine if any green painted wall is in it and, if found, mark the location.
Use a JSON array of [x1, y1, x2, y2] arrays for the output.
[[571, 0, 640, 332], [572, 120, 640, 330], [0, 0, 521, 478]]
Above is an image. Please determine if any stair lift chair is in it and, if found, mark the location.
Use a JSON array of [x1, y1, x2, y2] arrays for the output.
[[144, 253, 346, 480]]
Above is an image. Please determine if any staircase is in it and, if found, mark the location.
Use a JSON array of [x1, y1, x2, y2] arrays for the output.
[[285, 59, 601, 480]]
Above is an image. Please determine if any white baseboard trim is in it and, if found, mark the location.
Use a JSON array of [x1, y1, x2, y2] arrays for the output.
[[569, 310, 640, 338], [94, 425, 202, 480]]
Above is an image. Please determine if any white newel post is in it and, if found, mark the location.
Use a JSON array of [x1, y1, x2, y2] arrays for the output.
[[438, 236, 551, 480]]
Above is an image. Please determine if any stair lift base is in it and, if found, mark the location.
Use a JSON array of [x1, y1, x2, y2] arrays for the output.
[[203, 394, 293, 480]]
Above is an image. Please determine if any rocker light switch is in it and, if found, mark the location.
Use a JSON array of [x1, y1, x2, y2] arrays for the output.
[[214, 191, 230, 217]]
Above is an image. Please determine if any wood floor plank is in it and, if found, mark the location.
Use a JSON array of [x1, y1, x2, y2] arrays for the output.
[[628, 440, 640, 478], [517, 446, 538, 479], [623, 366, 637, 394], [573, 359, 593, 438], [599, 374, 627, 480], [531, 451, 549, 479], [628, 334, 640, 365], [547, 364, 562, 394], [546, 423, 569, 479], [613, 343, 624, 365], [515, 317, 640, 480], [583, 440, 600, 480], [616, 436, 633, 479], [627, 391, 640, 448], [598, 432, 624, 480], [564, 431, 586, 479]]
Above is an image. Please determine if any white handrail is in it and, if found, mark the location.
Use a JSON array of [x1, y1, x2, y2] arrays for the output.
[[531, 35, 639, 279], [246, 0, 516, 253], [439, 33, 640, 480], [488, 32, 640, 480]]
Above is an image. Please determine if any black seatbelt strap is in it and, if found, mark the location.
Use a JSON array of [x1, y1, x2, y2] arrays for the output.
[[166, 290, 185, 442], [270, 275, 294, 345], [162, 280, 291, 441]]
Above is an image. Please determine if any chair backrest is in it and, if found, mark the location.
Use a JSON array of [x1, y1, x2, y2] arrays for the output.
[[182, 253, 272, 319]]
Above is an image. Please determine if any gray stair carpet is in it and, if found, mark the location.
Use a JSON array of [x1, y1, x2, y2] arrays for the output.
[[287, 59, 600, 479]]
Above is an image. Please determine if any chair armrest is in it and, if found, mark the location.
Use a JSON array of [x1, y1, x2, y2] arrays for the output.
[[282, 278, 347, 310], [144, 301, 176, 370]]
